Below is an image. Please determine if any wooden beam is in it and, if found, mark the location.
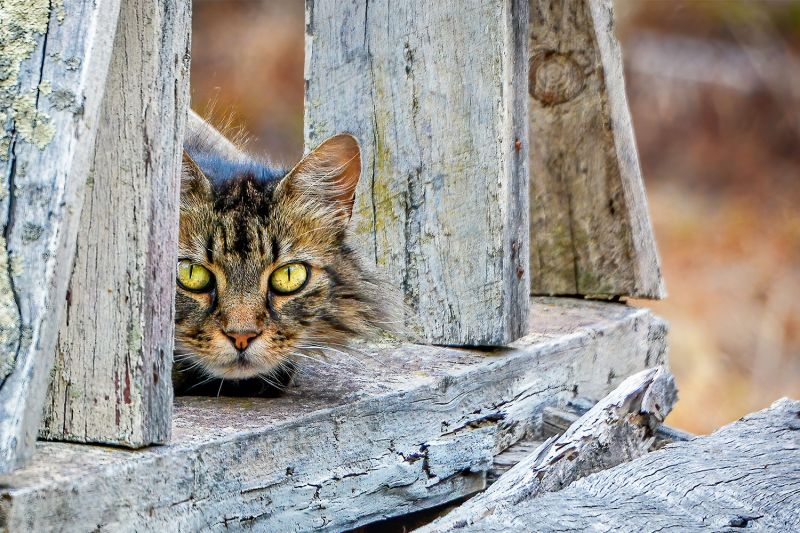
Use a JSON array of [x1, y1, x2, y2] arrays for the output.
[[38, 0, 191, 448], [528, 0, 665, 298], [0, 299, 666, 531], [421, 366, 677, 532], [435, 398, 800, 532], [305, 0, 530, 345], [0, 0, 121, 473]]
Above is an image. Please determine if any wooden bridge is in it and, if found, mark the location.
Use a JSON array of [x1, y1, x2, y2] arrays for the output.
[[0, 0, 796, 531]]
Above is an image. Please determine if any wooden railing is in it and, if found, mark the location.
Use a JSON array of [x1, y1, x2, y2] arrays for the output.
[[0, 0, 662, 520]]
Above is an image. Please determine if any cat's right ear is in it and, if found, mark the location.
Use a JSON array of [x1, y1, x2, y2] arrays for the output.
[[181, 151, 213, 201]]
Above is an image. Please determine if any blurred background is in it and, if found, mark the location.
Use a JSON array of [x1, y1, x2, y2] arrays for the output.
[[191, 0, 800, 434]]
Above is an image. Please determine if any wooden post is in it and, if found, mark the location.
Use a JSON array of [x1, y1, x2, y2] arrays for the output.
[[0, 0, 121, 472], [305, 0, 530, 345], [528, 0, 665, 298], [39, 0, 191, 447]]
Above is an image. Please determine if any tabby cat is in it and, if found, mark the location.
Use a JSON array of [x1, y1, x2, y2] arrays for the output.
[[173, 114, 387, 396]]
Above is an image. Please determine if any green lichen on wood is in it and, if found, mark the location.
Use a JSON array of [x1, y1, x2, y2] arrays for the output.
[[0, 0, 55, 157]]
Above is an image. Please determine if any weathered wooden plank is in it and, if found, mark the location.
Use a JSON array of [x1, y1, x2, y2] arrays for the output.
[[528, 0, 664, 298], [447, 398, 800, 532], [305, 0, 530, 345], [0, 0, 121, 472], [38, 0, 191, 447], [0, 299, 666, 532], [422, 366, 677, 532]]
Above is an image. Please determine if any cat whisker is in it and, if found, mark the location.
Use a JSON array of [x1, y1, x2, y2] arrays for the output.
[[216, 379, 225, 398]]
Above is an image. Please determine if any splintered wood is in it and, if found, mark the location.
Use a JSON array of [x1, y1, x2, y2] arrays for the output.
[[426, 399, 800, 533], [528, 0, 664, 298], [0, 299, 666, 532], [305, 0, 530, 345], [420, 366, 677, 532], [39, 0, 191, 448], [0, 0, 121, 473]]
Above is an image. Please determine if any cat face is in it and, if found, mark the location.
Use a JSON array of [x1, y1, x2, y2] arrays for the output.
[[175, 134, 384, 382]]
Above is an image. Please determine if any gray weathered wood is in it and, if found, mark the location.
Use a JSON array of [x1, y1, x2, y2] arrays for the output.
[[542, 400, 693, 448], [447, 398, 800, 532], [38, 0, 191, 448], [529, 0, 664, 298], [0, 0, 121, 472], [0, 299, 666, 532], [305, 0, 530, 345], [421, 366, 677, 532]]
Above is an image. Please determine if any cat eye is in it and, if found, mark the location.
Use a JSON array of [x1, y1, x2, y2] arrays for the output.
[[176, 260, 215, 292], [269, 263, 309, 295]]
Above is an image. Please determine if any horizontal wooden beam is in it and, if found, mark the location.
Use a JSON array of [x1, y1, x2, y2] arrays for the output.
[[442, 398, 800, 532], [0, 299, 665, 531]]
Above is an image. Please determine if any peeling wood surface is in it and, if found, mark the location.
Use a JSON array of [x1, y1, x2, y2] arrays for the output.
[[528, 0, 664, 298], [0, 0, 121, 473], [422, 366, 677, 532], [0, 299, 666, 532], [446, 398, 800, 532], [39, 0, 191, 448], [305, 0, 530, 345]]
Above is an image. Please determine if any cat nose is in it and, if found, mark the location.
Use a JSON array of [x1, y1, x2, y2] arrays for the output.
[[224, 329, 261, 351]]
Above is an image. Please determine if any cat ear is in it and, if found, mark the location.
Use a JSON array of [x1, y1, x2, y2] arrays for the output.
[[280, 134, 361, 221], [181, 151, 213, 201]]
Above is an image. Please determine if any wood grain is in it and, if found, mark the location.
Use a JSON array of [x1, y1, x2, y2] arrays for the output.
[[444, 398, 800, 532], [0, 299, 666, 532], [39, 0, 191, 447], [0, 0, 121, 473], [528, 0, 664, 298], [305, 0, 530, 345], [421, 366, 677, 532]]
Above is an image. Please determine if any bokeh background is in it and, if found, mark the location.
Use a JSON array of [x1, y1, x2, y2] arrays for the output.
[[191, 0, 800, 434]]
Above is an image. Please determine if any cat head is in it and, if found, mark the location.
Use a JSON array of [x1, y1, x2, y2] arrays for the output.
[[175, 134, 386, 382]]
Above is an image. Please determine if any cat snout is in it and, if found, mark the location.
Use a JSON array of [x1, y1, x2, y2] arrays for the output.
[[223, 329, 262, 351]]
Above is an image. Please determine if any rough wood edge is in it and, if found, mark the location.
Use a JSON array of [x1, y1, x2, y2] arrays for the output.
[[420, 366, 677, 531], [456, 398, 800, 532]]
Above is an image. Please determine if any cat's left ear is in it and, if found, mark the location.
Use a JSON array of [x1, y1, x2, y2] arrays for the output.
[[279, 133, 361, 221]]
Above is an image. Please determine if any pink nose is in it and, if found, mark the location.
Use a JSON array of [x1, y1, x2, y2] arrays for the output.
[[224, 330, 260, 350]]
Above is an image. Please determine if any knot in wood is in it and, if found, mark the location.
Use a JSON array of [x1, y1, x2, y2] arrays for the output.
[[529, 52, 585, 105]]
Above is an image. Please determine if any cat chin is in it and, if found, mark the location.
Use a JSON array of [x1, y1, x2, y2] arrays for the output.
[[204, 358, 287, 380]]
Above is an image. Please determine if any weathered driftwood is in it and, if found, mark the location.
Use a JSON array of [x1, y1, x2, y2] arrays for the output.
[[421, 366, 677, 532], [0, 299, 666, 532], [541, 398, 692, 449], [0, 0, 121, 472], [305, 0, 530, 346], [450, 398, 800, 532], [39, 0, 191, 448], [528, 0, 664, 298]]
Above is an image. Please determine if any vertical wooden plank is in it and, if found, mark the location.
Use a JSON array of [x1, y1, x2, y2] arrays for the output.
[[305, 0, 530, 346], [39, 0, 190, 446], [528, 0, 665, 298], [0, 0, 120, 472]]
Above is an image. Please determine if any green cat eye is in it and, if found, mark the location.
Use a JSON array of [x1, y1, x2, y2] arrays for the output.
[[269, 263, 309, 295], [177, 260, 214, 292]]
